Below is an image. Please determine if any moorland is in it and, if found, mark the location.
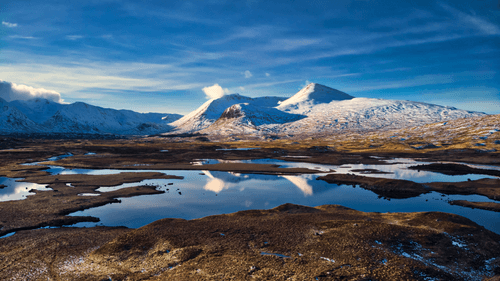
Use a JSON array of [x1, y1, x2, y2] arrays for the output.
[[0, 114, 499, 280]]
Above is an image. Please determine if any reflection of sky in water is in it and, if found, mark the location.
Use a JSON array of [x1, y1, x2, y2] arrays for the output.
[[0, 177, 51, 202], [22, 153, 74, 166], [192, 158, 499, 183], [7, 156, 500, 234], [42, 157, 500, 184], [71, 170, 500, 234]]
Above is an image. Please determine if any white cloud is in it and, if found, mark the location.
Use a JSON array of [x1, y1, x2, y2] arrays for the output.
[[239, 86, 245, 91], [66, 35, 84, 40], [244, 70, 252, 78], [202, 83, 225, 99], [2, 21, 17, 28], [265, 73, 270, 77], [223, 88, 231, 94], [0, 80, 64, 103]]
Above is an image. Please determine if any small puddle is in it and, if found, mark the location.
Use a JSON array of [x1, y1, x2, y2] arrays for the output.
[[46, 153, 74, 162], [260, 252, 291, 258], [0, 232, 16, 239], [216, 148, 258, 151], [22, 153, 74, 166]]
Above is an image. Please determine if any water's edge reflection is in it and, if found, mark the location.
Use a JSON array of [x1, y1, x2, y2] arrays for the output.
[[1, 156, 499, 234]]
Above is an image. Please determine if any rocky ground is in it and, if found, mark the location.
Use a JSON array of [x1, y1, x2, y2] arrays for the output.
[[1, 204, 499, 280]]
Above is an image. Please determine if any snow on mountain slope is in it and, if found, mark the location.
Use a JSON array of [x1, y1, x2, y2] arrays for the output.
[[0, 98, 40, 133], [276, 97, 485, 135], [200, 103, 306, 135], [0, 98, 182, 135], [10, 98, 64, 124], [173, 83, 486, 137], [42, 102, 182, 134], [276, 83, 354, 114], [169, 94, 286, 133]]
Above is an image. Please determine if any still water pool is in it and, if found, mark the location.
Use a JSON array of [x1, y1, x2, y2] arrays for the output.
[[2, 156, 499, 234]]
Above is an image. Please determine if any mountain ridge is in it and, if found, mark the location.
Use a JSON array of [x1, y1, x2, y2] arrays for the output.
[[167, 83, 486, 137], [0, 98, 182, 135], [0, 83, 488, 137]]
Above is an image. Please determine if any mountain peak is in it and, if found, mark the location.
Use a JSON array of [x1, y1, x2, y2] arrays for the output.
[[276, 83, 353, 113]]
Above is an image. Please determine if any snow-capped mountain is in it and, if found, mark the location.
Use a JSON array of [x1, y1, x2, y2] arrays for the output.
[[200, 103, 306, 135], [10, 98, 64, 124], [0, 98, 182, 135], [276, 83, 354, 114], [170, 94, 286, 133], [277, 97, 483, 135], [0, 83, 488, 137], [41, 102, 180, 134], [0, 98, 40, 133], [169, 83, 486, 136]]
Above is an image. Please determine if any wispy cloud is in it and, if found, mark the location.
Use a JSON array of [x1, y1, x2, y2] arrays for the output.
[[343, 74, 456, 93], [242, 79, 304, 90], [263, 38, 325, 51], [1, 1, 498, 115], [66, 35, 84, 40], [2, 21, 17, 28], [8, 35, 37, 39], [205, 26, 272, 45], [120, 2, 221, 25], [0, 58, 209, 97], [439, 2, 500, 35]]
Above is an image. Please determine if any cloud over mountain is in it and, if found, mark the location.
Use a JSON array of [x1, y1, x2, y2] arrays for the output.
[[0, 81, 64, 103], [202, 84, 226, 99]]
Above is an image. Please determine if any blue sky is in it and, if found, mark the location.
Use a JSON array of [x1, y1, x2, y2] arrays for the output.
[[1, 0, 499, 114]]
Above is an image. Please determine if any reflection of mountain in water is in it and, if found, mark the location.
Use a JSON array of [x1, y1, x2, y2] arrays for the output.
[[202, 171, 337, 196], [281, 175, 313, 196], [203, 171, 282, 193], [281, 174, 338, 196]]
